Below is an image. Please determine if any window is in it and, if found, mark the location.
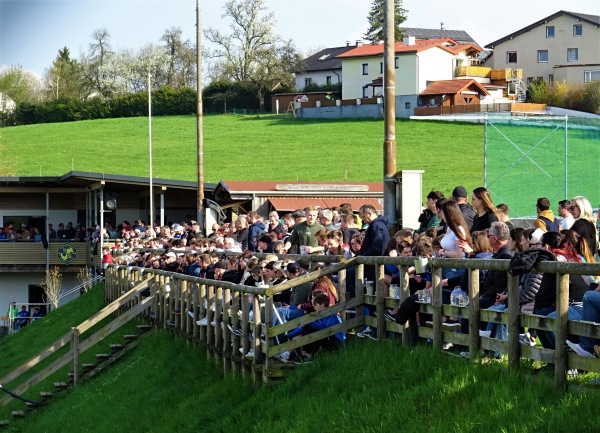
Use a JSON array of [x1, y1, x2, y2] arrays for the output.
[[538, 50, 548, 63], [546, 26, 555, 38], [362, 63, 368, 75], [326, 76, 332, 85], [549, 74, 554, 85], [380, 62, 383, 74], [405, 102, 411, 109], [567, 48, 578, 62], [526, 77, 534, 85], [584, 70, 600, 83], [507, 51, 517, 64], [573, 24, 582, 36], [304, 78, 312, 86], [362, 87, 369, 98], [394, 57, 399, 69]]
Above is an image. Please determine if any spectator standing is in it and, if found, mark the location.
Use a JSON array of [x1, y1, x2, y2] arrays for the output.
[[451, 186, 476, 231], [569, 196, 598, 253], [7, 302, 17, 330], [247, 211, 266, 252], [416, 191, 443, 234], [267, 211, 285, 240], [558, 200, 575, 230], [284, 206, 323, 254], [470, 187, 499, 233], [534, 197, 559, 232], [496, 204, 514, 230]]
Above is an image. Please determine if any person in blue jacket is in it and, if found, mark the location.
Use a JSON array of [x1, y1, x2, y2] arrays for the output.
[[287, 293, 345, 361]]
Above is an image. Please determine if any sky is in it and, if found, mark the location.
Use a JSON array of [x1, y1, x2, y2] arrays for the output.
[[1, 0, 599, 78]]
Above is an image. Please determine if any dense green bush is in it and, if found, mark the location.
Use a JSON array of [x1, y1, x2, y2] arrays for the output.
[[12, 86, 197, 125], [528, 79, 600, 114]]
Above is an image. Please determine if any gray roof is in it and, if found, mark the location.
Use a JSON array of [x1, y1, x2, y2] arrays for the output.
[[402, 27, 479, 46], [485, 10, 600, 48], [298, 46, 358, 73], [0, 171, 216, 194]]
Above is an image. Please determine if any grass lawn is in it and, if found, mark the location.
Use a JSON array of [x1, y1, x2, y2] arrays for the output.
[[0, 115, 484, 199], [0, 114, 597, 214]]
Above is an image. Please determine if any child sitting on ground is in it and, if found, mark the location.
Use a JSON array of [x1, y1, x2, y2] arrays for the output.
[[287, 293, 345, 362]]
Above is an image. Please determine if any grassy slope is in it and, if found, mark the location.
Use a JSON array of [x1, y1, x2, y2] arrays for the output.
[[1, 288, 598, 432], [0, 115, 484, 199], [4, 333, 599, 433]]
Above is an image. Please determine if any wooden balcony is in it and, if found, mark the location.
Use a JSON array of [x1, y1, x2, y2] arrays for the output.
[[454, 66, 491, 78], [0, 242, 99, 271]]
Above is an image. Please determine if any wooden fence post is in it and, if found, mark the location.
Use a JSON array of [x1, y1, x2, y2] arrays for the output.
[[355, 264, 365, 329], [468, 267, 480, 358], [400, 266, 410, 346], [507, 274, 520, 369], [376, 264, 386, 341], [263, 295, 274, 383], [339, 269, 346, 321], [71, 327, 79, 386], [555, 273, 570, 391], [432, 266, 443, 350]]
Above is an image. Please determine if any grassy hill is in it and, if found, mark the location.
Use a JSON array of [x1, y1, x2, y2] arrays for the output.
[[0, 115, 484, 198], [1, 287, 599, 433]]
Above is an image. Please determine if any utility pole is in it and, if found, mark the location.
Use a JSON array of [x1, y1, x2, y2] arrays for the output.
[[196, 0, 205, 235], [383, 0, 397, 229]]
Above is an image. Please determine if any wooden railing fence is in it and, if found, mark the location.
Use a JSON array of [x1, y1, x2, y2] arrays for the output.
[[105, 255, 600, 390], [0, 278, 155, 407]]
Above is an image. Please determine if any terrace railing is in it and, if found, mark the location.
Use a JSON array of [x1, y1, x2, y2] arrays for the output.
[[105, 255, 600, 390]]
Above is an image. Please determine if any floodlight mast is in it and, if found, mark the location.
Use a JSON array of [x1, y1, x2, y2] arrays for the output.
[[148, 73, 154, 231], [383, 0, 397, 229], [196, 0, 205, 235]]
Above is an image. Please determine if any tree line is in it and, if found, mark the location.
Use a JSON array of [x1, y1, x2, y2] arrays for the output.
[[0, 0, 408, 125]]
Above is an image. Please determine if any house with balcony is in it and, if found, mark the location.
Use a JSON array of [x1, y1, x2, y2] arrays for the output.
[[484, 10, 600, 86], [336, 36, 485, 117]]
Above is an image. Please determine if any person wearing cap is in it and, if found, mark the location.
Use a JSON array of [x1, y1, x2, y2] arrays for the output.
[[257, 234, 274, 253], [162, 252, 179, 272], [286, 262, 312, 306], [416, 191, 443, 234], [212, 260, 228, 280], [451, 186, 476, 231]]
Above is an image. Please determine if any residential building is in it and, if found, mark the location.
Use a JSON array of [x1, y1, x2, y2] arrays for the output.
[[485, 10, 600, 85], [294, 44, 358, 91], [337, 37, 483, 117]]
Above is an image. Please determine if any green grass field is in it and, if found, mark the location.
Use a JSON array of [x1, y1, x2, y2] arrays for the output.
[[0, 114, 597, 215], [1, 289, 599, 433]]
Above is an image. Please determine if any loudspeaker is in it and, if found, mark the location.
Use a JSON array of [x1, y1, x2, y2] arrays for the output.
[[104, 192, 117, 210]]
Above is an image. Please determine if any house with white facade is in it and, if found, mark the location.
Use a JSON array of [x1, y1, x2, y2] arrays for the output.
[[337, 37, 483, 117], [484, 10, 600, 85]]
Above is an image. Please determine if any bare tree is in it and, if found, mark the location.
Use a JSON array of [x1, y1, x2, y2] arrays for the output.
[[77, 267, 93, 293], [204, 0, 302, 110], [41, 267, 62, 310]]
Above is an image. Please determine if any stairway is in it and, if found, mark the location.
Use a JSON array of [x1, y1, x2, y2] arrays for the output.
[[0, 324, 154, 427]]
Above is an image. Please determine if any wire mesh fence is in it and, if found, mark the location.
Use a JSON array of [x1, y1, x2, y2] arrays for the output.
[[484, 114, 600, 217]]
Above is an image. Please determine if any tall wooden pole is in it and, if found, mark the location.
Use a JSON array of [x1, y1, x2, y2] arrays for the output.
[[196, 0, 205, 234], [383, 0, 397, 229]]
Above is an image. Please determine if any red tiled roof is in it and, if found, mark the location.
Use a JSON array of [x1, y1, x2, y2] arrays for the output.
[[268, 197, 382, 212], [336, 38, 480, 59], [221, 180, 384, 193], [419, 79, 490, 96]]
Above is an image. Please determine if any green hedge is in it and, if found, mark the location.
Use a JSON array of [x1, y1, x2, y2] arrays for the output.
[[12, 86, 197, 125]]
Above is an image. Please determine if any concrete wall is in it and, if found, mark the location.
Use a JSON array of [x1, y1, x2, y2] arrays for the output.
[[0, 272, 80, 315], [297, 95, 418, 119]]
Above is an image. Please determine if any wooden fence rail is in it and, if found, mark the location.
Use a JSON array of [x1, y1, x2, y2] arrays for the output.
[[105, 255, 600, 390]]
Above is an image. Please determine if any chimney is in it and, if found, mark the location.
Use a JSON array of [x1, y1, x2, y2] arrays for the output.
[[346, 41, 350, 46], [355, 40, 362, 47], [403, 35, 416, 46]]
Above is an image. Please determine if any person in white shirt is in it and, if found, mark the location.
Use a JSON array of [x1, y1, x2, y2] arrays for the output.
[[558, 199, 575, 230]]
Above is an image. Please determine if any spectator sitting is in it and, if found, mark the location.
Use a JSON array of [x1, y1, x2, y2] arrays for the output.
[[286, 293, 345, 362], [31, 307, 43, 321], [16, 305, 29, 329]]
